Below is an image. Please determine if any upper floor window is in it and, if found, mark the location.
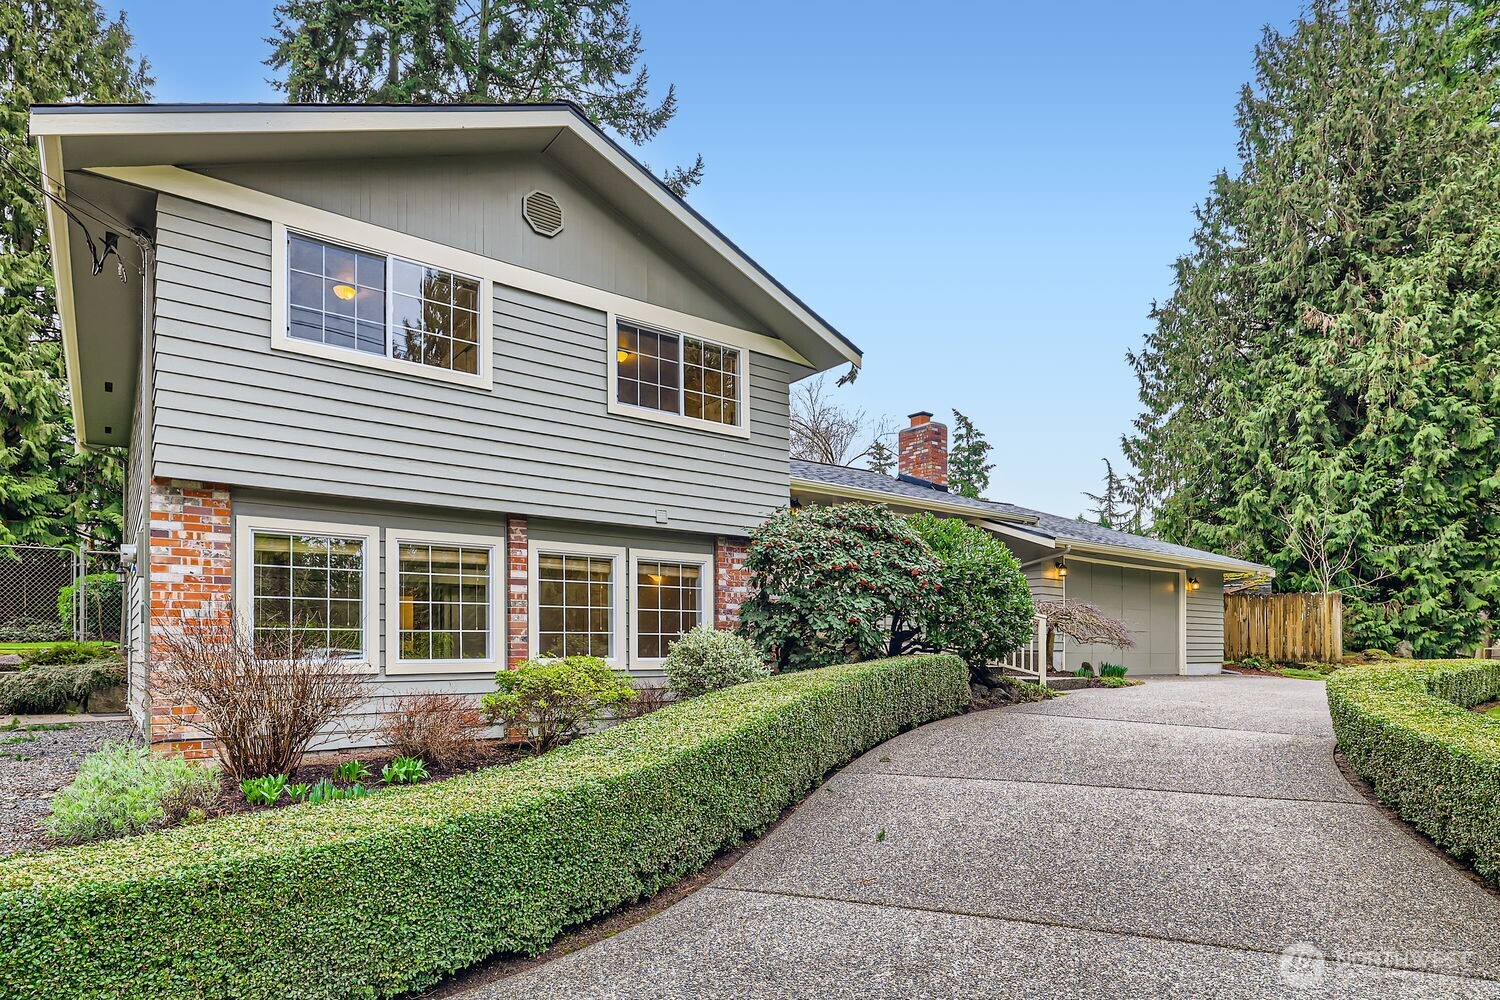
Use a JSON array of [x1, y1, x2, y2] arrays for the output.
[[286, 231, 482, 377], [616, 321, 742, 427]]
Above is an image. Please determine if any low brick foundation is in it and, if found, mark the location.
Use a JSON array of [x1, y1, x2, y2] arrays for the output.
[[146, 478, 231, 759]]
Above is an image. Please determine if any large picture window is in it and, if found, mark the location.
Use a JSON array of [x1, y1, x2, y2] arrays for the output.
[[247, 528, 371, 659], [616, 320, 741, 427], [286, 231, 483, 377], [534, 549, 619, 660], [633, 557, 706, 660], [395, 543, 491, 662]]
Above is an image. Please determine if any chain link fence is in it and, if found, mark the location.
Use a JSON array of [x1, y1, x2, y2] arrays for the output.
[[0, 544, 124, 643]]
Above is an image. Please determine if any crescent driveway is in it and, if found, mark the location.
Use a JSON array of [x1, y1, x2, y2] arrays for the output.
[[471, 676, 1500, 999]]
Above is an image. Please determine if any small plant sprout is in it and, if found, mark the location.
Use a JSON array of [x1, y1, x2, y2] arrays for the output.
[[380, 756, 429, 785], [876, 829, 887, 842], [240, 775, 288, 806], [334, 759, 372, 784], [285, 783, 310, 803]]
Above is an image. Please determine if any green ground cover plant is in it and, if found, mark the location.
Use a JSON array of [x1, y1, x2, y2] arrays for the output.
[[0, 654, 967, 999]]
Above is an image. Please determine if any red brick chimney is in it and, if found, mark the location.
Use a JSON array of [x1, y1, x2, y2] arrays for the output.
[[898, 411, 949, 489]]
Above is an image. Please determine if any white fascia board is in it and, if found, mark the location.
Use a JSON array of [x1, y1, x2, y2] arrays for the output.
[[37, 135, 87, 453]]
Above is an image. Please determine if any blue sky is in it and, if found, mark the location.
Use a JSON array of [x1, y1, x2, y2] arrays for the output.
[[109, 0, 1305, 517]]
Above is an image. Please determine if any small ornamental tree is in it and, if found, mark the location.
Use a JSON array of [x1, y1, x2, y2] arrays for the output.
[[737, 503, 940, 672], [1035, 600, 1136, 674], [904, 513, 1035, 682]]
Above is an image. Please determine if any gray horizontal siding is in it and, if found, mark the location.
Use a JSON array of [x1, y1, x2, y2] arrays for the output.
[[194, 155, 762, 331], [1187, 569, 1226, 669], [150, 194, 797, 536]]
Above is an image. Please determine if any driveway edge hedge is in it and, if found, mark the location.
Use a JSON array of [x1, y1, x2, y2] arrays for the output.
[[0, 654, 968, 1000], [1326, 659, 1500, 883]]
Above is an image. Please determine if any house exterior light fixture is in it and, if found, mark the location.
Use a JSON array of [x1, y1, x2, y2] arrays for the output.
[[1056, 559, 1068, 578], [1188, 576, 1201, 591]]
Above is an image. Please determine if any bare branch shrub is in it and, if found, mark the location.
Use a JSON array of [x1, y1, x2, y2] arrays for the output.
[[377, 693, 487, 767], [1035, 601, 1137, 648], [153, 612, 368, 780]]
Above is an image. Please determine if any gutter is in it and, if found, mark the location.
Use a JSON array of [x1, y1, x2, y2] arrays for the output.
[[1019, 544, 1070, 571]]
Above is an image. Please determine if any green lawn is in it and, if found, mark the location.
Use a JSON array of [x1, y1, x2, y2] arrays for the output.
[[1484, 704, 1500, 720], [1278, 667, 1331, 681], [0, 641, 117, 655]]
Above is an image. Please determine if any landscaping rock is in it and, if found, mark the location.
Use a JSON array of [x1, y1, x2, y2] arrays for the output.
[[0, 655, 23, 669], [1395, 640, 1415, 658], [0, 718, 136, 856], [86, 683, 127, 714]]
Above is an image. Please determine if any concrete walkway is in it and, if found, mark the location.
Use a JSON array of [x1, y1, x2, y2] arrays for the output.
[[481, 677, 1500, 999]]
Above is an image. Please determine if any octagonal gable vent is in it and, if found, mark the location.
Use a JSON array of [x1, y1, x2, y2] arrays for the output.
[[522, 190, 564, 237]]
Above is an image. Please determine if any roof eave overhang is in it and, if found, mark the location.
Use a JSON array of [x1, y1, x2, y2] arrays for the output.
[[29, 104, 863, 373], [790, 477, 1040, 526], [980, 520, 1274, 575], [35, 134, 88, 454]]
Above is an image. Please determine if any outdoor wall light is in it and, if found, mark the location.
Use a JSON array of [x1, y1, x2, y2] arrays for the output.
[[1055, 559, 1068, 578], [331, 283, 357, 301], [1188, 576, 1201, 591]]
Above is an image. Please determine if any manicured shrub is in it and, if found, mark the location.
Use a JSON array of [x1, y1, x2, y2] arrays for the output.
[[0, 658, 125, 714], [906, 513, 1035, 681], [0, 654, 968, 1000], [738, 503, 940, 672], [45, 743, 221, 844], [1327, 660, 1500, 883], [662, 626, 769, 698], [377, 693, 487, 766], [481, 655, 636, 753]]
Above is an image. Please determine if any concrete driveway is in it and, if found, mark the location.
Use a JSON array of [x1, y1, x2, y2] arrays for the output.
[[479, 677, 1500, 999]]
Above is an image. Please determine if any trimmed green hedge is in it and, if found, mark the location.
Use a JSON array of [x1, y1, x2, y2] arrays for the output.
[[1327, 659, 1500, 884], [0, 654, 967, 999]]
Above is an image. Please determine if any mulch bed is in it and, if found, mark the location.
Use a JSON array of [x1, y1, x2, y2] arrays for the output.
[[206, 742, 526, 819]]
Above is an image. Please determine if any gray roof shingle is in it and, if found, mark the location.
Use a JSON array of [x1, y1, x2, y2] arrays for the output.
[[789, 460, 1271, 573]]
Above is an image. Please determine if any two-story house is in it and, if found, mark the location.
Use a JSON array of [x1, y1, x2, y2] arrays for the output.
[[34, 103, 861, 753]]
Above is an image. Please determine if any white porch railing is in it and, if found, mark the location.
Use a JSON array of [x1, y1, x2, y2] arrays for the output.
[[1003, 614, 1058, 686]]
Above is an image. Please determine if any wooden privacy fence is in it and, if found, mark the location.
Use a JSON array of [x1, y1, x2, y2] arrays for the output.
[[1224, 591, 1343, 663]]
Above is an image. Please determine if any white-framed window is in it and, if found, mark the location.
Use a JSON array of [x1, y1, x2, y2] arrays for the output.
[[529, 541, 626, 664], [272, 224, 492, 389], [234, 516, 380, 665], [608, 316, 749, 437], [385, 529, 504, 675], [629, 549, 710, 662]]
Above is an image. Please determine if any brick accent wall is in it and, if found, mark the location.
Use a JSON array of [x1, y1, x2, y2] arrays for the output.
[[147, 478, 232, 759], [714, 536, 752, 630], [506, 516, 530, 667], [898, 411, 949, 488]]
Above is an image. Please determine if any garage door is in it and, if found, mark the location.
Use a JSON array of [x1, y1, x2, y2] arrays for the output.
[[1062, 562, 1181, 676]]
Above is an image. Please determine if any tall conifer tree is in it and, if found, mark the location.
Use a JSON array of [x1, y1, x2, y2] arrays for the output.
[[267, 0, 704, 194], [1126, 0, 1500, 653], [0, 1, 150, 547]]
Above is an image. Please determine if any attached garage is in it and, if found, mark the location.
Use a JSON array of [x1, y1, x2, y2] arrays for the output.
[[1061, 561, 1182, 676]]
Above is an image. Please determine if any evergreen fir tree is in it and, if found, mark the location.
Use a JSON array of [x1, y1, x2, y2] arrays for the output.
[[1082, 459, 1141, 533], [267, 0, 704, 194], [866, 437, 895, 476], [0, 1, 149, 547], [948, 410, 994, 499], [1124, 0, 1500, 654]]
